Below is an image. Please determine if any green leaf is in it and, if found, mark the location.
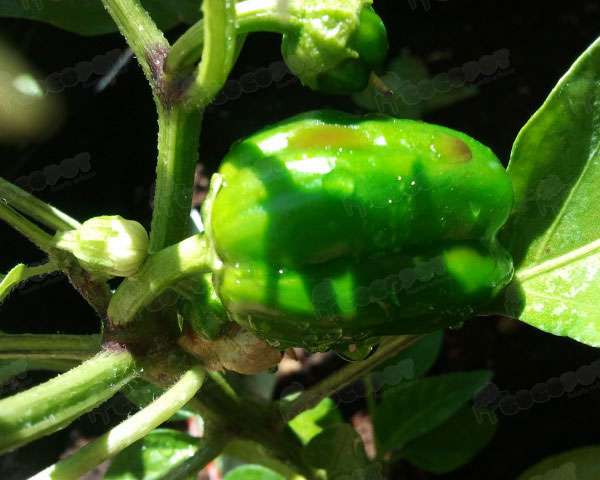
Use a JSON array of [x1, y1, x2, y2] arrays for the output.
[[105, 429, 198, 480], [373, 331, 443, 387], [498, 36, 600, 347], [401, 405, 497, 474], [288, 397, 343, 444], [0, 0, 201, 36], [374, 370, 491, 453], [0, 264, 26, 304], [223, 465, 285, 480], [304, 424, 380, 480], [517, 446, 600, 480]]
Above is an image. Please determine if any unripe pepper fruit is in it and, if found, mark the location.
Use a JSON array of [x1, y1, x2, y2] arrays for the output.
[[199, 110, 514, 351]]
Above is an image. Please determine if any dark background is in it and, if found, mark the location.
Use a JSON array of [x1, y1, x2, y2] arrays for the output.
[[2, 0, 600, 478]]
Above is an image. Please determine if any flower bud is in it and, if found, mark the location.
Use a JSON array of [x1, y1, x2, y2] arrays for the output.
[[54, 215, 149, 278]]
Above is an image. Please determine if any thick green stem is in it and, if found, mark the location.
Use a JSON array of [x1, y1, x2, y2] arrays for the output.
[[185, 0, 238, 109], [0, 177, 80, 231], [108, 233, 214, 326], [0, 334, 100, 361], [33, 366, 205, 480], [160, 434, 228, 480], [166, 0, 295, 74], [281, 336, 421, 421], [149, 107, 203, 252], [0, 202, 54, 252], [101, 0, 169, 92], [0, 349, 137, 454]]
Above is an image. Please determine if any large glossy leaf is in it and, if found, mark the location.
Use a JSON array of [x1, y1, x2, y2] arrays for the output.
[[104, 429, 198, 480], [401, 405, 497, 474], [498, 36, 600, 347], [288, 397, 342, 444], [374, 370, 491, 452], [0, 0, 201, 36], [517, 446, 600, 480]]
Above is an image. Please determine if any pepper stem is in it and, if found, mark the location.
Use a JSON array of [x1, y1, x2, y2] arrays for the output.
[[108, 233, 216, 326], [0, 177, 80, 231], [0, 333, 100, 361], [166, 0, 297, 74], [0, 349, 137, 454], [148, 107, 203, 252], [280, 335, 421, 421], [31, 365, 206, 480], [100, 0, 169, 96], [0, 201, 55, 252]]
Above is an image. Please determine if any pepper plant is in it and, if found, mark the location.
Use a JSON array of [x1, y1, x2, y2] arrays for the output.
[[1, 1, 600, 479]]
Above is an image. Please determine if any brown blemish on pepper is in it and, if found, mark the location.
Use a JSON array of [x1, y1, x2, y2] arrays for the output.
[[433, 134, 473, 163], [289, 126, 369, 150]]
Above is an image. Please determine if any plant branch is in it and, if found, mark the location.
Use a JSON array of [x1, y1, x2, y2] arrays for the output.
[[148, 107, 203, 252], [159, 434, 228, 480], [0, 262, 59, 304], [100, 0, 169, 94], [0, 348, 137, 454], [166, 0, 295, 74], [0, 202, 54, 252], [33, 366, 206, 480], [2, 261, 58, 281], [50, 250, 113, 320], [108, 233, 214, 326], [281, 335, 421, 421], [0, 334, 101, 361], [185, 0, 238, 109], [0, 177, 80, 231]]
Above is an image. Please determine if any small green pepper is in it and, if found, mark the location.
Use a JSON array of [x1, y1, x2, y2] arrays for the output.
[[200, 110, 514, 351], [281, 1, 388, 94]]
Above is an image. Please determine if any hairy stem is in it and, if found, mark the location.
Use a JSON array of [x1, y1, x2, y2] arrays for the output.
[[108, 233, 214, 326], [149, 107, 203, 252], [100, 0, 169, 93], [0, 177, 80, 231], [0, 349, 137, 454], [32, 366, 205, 480], [1, 261, 58, 282], [167, 0, 295, 74], [0, 202, 54, 252], [0, 334, 100, 361], [281, 335, 421, 421], [160, 434, 228, 480], [184, 0, 238, 109]]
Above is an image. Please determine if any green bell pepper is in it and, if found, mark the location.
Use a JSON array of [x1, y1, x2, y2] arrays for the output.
[[198, 110, 514, 351]]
